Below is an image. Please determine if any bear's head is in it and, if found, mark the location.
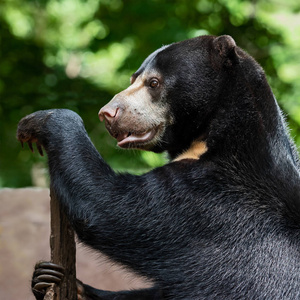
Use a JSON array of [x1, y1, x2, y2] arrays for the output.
[[99, 35, 267, 159]]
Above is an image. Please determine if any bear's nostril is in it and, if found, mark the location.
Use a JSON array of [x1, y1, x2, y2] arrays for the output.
[[99, 107, 119, 124]]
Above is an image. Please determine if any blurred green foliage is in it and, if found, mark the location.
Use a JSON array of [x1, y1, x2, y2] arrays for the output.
[[0, 0, 300, 187]]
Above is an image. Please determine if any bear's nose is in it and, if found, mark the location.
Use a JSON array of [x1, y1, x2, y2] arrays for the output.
[[99, 106, 120, 125]]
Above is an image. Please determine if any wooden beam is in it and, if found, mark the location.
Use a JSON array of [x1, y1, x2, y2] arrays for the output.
[[48, 185, 77, 300]]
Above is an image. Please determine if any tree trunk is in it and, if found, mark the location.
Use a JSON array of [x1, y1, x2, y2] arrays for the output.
[[48, 185, 77, 300]]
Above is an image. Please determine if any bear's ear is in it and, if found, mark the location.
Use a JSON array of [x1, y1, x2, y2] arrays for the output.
[[213, 35, 239, 66]]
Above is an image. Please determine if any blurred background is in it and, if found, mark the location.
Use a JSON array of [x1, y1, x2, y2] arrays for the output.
[[1, 0, 300, 187]]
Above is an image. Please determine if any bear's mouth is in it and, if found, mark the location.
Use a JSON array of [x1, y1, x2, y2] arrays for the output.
[[113, 128, 158, 149]]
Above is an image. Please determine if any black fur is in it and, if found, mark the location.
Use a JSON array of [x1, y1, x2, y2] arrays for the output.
[[18, 35, 300, 299]]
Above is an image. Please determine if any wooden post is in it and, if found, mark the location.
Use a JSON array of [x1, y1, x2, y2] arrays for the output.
[[47, 185, 77, 300]]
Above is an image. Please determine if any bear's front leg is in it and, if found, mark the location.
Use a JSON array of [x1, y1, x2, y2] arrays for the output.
[[17, 109, 87, 155], [18, 109, 178, 298]]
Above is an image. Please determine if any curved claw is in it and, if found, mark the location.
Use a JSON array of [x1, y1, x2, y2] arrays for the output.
[[28, 141, 34, 153], [36, 142, 44, 156], [33, 282, 53, 292], [36, 274, 62, 284], [36, 262, 65, 272], [34, 268, 64, 279]]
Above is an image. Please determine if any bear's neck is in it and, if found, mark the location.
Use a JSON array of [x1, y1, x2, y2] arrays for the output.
[[205, 86, 300, 187], [169, 77, 299, 174]]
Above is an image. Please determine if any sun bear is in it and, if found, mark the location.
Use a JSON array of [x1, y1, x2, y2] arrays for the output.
[[18, 35, 300, 299]]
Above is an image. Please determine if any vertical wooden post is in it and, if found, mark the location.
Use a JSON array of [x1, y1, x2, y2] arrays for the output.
[[48, 185, 77, 300]]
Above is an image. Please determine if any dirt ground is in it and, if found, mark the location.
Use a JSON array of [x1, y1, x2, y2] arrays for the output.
[[0, 188, 150, 299]]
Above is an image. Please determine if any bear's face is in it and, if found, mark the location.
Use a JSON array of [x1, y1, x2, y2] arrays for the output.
[[99, 35, 239, 155], [98, 59, 172, 151]]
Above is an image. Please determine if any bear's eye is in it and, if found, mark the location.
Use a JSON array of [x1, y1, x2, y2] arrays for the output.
[[149, 78, 159, 88]]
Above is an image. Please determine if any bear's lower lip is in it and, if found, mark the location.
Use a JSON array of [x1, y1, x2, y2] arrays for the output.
[[117, 128, 157, 148]]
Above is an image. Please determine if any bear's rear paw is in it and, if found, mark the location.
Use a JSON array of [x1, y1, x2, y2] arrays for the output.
[[32, 261, 65, 300], [31, 261, 87, 300]]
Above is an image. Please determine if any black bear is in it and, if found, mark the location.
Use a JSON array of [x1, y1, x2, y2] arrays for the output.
[[18, 35, 300, 299]]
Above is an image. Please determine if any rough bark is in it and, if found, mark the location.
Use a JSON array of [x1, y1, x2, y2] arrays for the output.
[[44, 284, 55, 300]]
